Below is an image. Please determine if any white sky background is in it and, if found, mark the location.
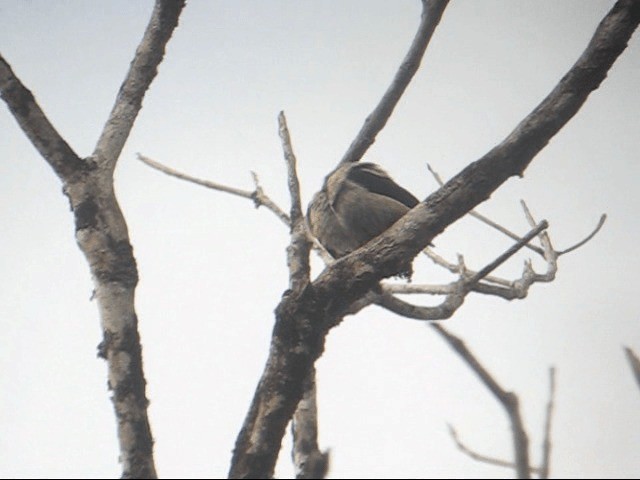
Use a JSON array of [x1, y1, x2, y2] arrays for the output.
[[1, 0, 639, 478]]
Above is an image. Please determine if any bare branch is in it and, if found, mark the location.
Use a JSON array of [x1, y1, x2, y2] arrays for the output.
[[466, 221, 547, 286], [427, 164, 546, 256], [375, 290, 463, 320], [137, 154, 291, 226], [447, 424, 542, 475], [338, 0, 639, 290], [432, 324, 531, 478], [557, 214, 607, 255], [280, 111, 326, 478], [422, 247, 514, 288], [138, 153, 254, 198], [520, 202, 558, 284], [379, 221, 548, 321], [428, 164, 607, 258], [539, 367, 556, 479], [229, 3, 639, 477], [623, 346, 640, 391], [0, 54, 85, 180], [93, 0, 185, 171], [339, 0, 449, 165], [278, 111, 324, 476], [279, 112, 304, 226], [291, 368, 330, 480]]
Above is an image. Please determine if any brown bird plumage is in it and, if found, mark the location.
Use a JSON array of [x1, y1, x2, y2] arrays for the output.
[[307, 162, 419, 261]]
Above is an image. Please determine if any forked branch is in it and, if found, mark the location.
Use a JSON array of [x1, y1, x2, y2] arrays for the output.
[[0, 1, 185, 477]]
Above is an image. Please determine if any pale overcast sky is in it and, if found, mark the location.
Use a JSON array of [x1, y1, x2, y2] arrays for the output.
[[1, 1, 639, 478]]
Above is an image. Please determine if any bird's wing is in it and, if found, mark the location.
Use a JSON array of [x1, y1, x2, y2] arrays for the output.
[[346, 163, 419, 208]]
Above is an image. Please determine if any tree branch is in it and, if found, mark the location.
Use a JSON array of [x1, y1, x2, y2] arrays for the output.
[[339, 0, 449, 165], [432, 324, 531, 478], [94, 0, 185, 171], [228, 3, 639, 477], [623, 346, 640, 391], [291, 367, 330, 479], [557, 214, 607, 255], [428, 164, 607, 258], [447, 424, 542, 475], [427, 164, 546, 256], [539, 367, 556, 479], [1, 2, 185, 477], [137, 154, 292, 226], [0, 54, 85, 179]]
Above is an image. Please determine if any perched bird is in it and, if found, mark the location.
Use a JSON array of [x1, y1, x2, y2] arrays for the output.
[[307, 162, 419, 266]]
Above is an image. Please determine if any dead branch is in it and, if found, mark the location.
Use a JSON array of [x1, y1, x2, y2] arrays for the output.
[[137, 153, 291, 225], [623, 346, 640, 391], [557, 214, 607, 255], [279, 112, 311, 291], [239, 3, 636, 476], [133, 2, 638, 478], [279, 112, 327, 478], [339, 0, 449, 165], [427, 163, 546, 257], [0, 1, 185, 477], [379, 220, 549, 320], [427, 164, 608, 258], [539, 367, 556, 479], [291, 367, 330, 480], [447, 424, 542, 475], [433, 324, 531, 478]]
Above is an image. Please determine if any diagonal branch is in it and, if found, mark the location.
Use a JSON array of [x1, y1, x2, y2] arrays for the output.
[[0, 54, 85, 180], [432, 324, 531, 479], [447, 424, 542, 475], [378, 221, 549, 320], [278, 112, 327, 478], [339, 0, 449, 165], [137, 153, 291, 225], [623, 346, 640, 391], [291, 367, 330, 480], [427, 163, 546, 256], [465, 221, 547, 285], [94, 0, 185, 171], [326, 0, 639, 291], [539, 367, 556, 479], [229, 4, 639, 478], [557, 214, 607, 255]]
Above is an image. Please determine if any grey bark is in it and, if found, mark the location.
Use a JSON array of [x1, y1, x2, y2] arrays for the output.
[[228, 2, 640, 478], [0, 1, 185, 477]]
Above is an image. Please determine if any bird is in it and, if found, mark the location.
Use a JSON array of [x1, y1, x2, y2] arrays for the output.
[[307, 162, 419, 276]]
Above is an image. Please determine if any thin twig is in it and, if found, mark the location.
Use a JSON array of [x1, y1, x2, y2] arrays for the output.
[[279, 112, 324, 477], [94, 0, 186, 171], [447, 424, 542, 475], [381, 221, 549, 317], [465, 221, 548, 286], [623, 346, 640, 391], [427, 164, 607, 258], [432, 324, 531, 478], [137, 153, 291, 225], [557, 214, 607, 255], [339, 0, 449, 165], [278, 111, 311, 294], [291, 367, 330, 479], [427, 164, 545, 256], [539, 367, 556, 479], [279, 111, 304, 226], [0, 55, 84, 179]]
